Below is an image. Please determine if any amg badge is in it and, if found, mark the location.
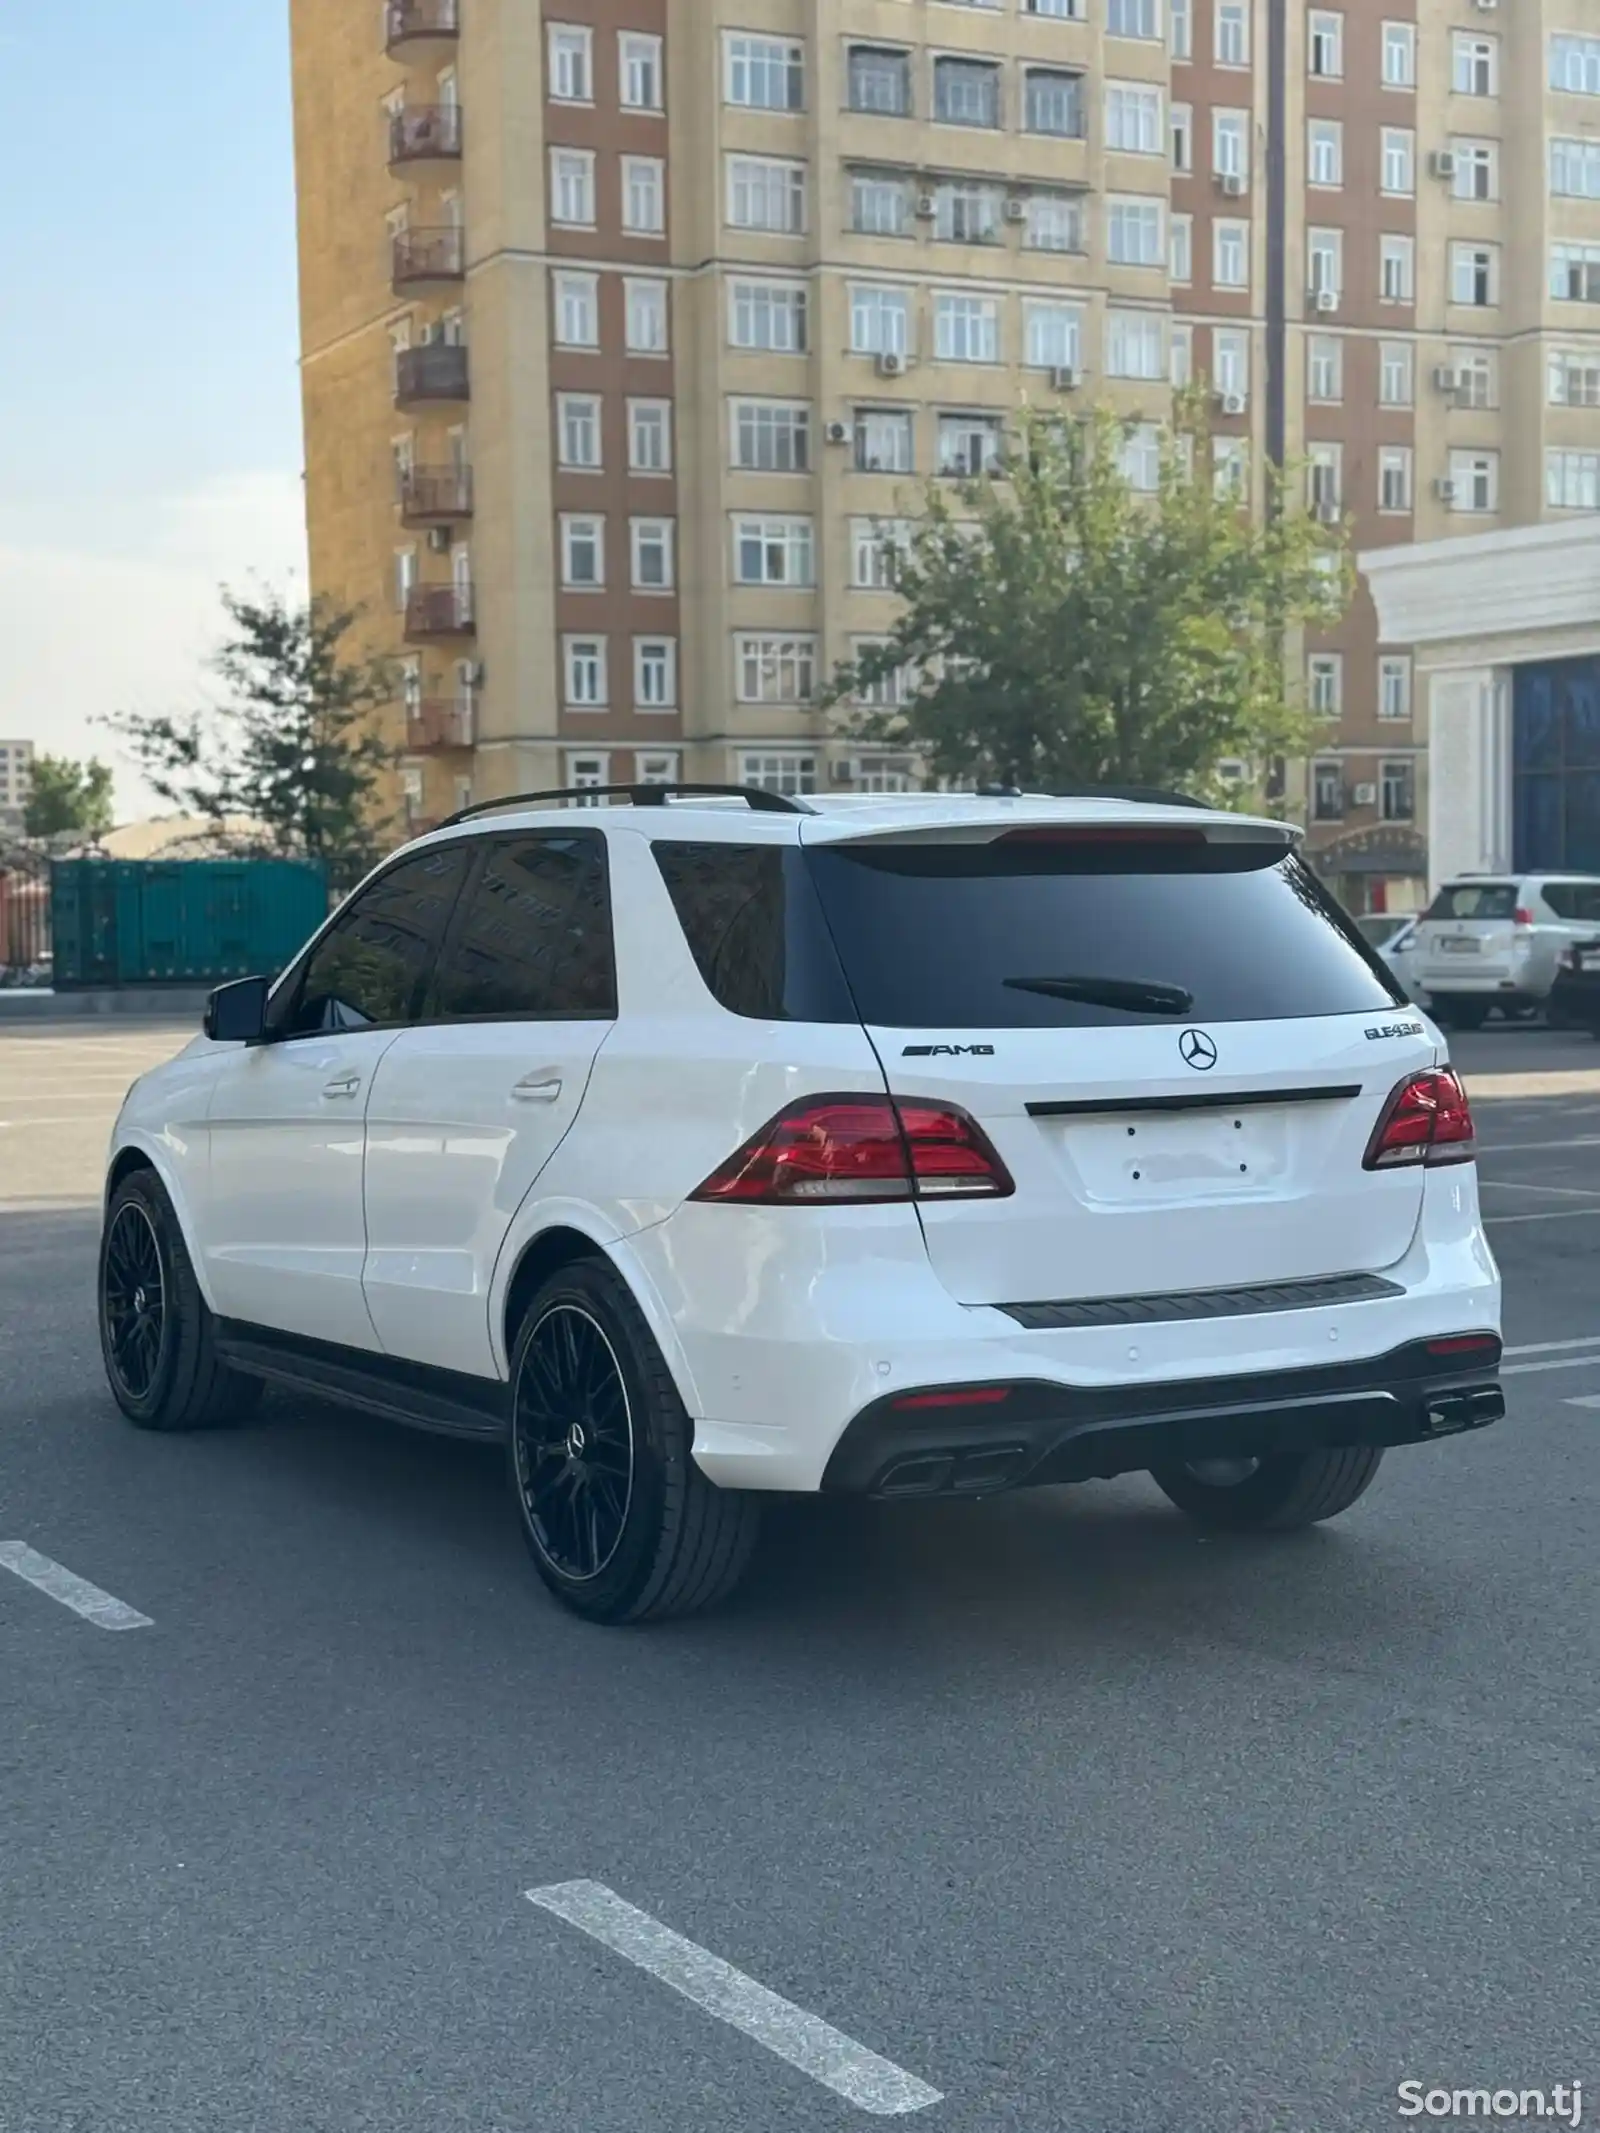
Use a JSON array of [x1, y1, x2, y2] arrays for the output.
[[902, 1043, 996, 1057]]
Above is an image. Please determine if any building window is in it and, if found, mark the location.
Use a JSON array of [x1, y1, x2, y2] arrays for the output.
[[1550, 242, 1600, 305], [1308, 444, 1341, 510], [547, 24, 593, 104], [855, 409, 914, 473], [630, 518, 675, 591], [726, 155, 807, 234], [1380, 235, 1414, 304], [1382, 21, 1416, 87], [1170, 324, 1193, 385], [1215, 1, 1248, 66], [565, 752, 610, 794], [849, 45, 911, 117], [1214, 439, 1248, 499], [1548, 351, 1600, 408], [1381, 760, 1415, 823], [1024, 192, 1084, 252], [1213, 110, 1248, 181], [1106, 0, 1160, 41], [560, 515, 604, 588], [1452, 34, 1498, 96], [1448, 450, 1499, 512], [850, 284, 911, 357], [1168, 0, 1191, 59], [1024, 301, 1083, 371], [1380, 342, 1413, 407], [563, 635, 607, 708], [1312, 760, 1344, 822], [1119, 424, 1163, 492], [1169, 214, 1192, 284], [1106, 310, 1164, 379], [1308, 336, 1341, 403], [1171, 102, 1192, 171], [628, 399, 672, 473], [1550, 138, 1600, 200], [1379, 657, 1412, 722], [856, 753, 916, 791], [1450, 244, 1496, 308], [935, 181, 1003, 246], [1546, 451, 1600, 511], [852, 173, 910, 237], [739, 753, 816, 796], [850, 518, 913, 589], [732, 516, 814, 586], [550, 148, 596, 227], [620, 32, 663, 111], [1109, 197, 1165, 268], [725, 33, 804, 111], [558, 394, 601, 470], [731, 399, 811, 473], [1025, 69, 1085, 137], [395, 546, 417, 612], [623, 158, 665, 236], [1107, 82, 1163, 153], [735, 636, 818, 704], [634, 637, 677, 709], [1308, 655, 1342, 717], [1027, 0, 1086, 16], [1309, 10, 1343, 78], [1379, 446, 1413, 513], [625, 279, 669, 353], [554, 272, 599, 348], [1551, 34, 1600, 94], [1381, 128, 1415, 195], [1214, 329, 1249, 399], [1308, 120, 1342, 188], [635, 751, 681, 786], [1213, 220, 1248, 288], [938, 415, 1005, 478], [1453, 348, 1496, 409], [1452, 141, 1497, 201], [730, 279, 808, 352], [1308, 228, 1342, 299], [934, 57, 1001, 128]]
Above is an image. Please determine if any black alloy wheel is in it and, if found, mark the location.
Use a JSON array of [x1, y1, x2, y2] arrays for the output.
[[512, 1304, 636, 1583], [101, 1200, 169, 1402]]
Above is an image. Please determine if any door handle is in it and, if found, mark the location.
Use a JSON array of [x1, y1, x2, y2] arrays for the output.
[[323, 1074, 362, 1099], [512, 1075, 563, 1104]]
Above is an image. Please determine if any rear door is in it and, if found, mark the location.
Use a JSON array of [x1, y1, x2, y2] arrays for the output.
[[360, 829, 615, 1377], [801, 820, 1436, 1310], [1414, 880, 1520, 992]]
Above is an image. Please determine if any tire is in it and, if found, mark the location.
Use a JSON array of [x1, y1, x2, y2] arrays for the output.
[[507, 1258, 760, 1625], [1149, 1445, 1385, 1532], [99, 1170, 263, 1431]]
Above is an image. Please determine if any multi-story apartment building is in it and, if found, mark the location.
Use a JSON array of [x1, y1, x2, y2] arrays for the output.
[[0, 739, 34, 833], [290, 0, 1598, 900]]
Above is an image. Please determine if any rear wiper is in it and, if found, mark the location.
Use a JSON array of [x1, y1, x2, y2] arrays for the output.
[[1002, 974, 1195, 1016]]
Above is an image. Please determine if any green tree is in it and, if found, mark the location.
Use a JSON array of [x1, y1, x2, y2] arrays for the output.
[[829, 399, 1351, 800], [22, 755, 115, 841], [104, 590, 395, 867]]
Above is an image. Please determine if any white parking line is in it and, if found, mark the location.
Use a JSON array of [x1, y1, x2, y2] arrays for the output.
[[1484, 1208, 1600, 1226], [0, 1543, 152, 1630], [1504, 1336, 1600, 1357], [1477, 1136, 1600, 1155], [1478, 1180, 1600, 1199], [1501, 1355, 1600, 1378], [526, 1881, 942, 2117], [1564, 1395, 1600, 1410]]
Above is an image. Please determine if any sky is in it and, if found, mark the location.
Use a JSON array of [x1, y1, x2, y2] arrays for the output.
[[0, 2, 307, 812]]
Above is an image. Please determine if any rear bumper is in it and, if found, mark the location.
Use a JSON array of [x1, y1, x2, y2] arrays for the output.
[[820, 1339, 1504, 1498]]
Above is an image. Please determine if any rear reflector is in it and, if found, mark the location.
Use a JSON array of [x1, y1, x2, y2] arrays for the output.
[[891, 1387, 1012, 1411], [689, 1093, 1014, 1206], [1362, 1069, 1476, 1172], [1425, 1335, 1500, 1359]]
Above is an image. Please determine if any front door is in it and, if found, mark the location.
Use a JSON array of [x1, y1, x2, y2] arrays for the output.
[[201, 844, 471, 1348], [362, 830, 616, 1377]]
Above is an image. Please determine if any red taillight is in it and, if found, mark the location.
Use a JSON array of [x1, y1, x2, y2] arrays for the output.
[[689, 1094, 1015, 1206], [1514, 906, 1535, 927], [1426, 1334, 1500, 1358], [891, 1387, 1012, 1411], [1363, 1069, 1476, 1171]]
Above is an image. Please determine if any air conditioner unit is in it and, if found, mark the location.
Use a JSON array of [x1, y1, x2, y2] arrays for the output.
[[915, 193, 938, 219], [875, 350, 907, 377], [1049, 364, 1079, 392], [1004, 197, 1028, 223], [1430, 150, 1458, 179], [1313, 289, 1339, 313], [1219, 390, 1248, 415], [825, 420, 852, 446], [1472, 0, 1497, 11], [1216, 171, 1247, 197], [1314, 500, 1341, 525], [427, 525, 453, 551], [1434, 477, 1458, 503], [1433, 365, 1465, 393], [1352, 782, 1378, 807]]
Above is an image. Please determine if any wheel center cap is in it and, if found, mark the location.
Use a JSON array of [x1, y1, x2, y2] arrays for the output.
[[133, 1287, 147, 1314], [566, 1421, 588, 1459]]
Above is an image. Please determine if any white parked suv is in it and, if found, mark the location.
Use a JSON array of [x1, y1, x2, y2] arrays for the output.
[[1412, 874, 1600, 1027], [99, 786, 1504, 1623]]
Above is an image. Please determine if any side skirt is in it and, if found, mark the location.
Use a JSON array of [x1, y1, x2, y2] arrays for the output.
[[214, 1320, 509, 1441]]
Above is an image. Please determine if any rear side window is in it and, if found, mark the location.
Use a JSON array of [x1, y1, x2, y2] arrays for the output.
[[433, 834, 616, 1020], [1539, 882, 1600, 921], [653, 843, 857, 1021], [1424, 883, 1517, 921], [279, 844, 471, 1036], [803, 837, 1401, 1029]]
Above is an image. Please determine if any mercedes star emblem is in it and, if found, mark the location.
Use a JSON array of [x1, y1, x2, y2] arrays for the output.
[[1179, 1028, 1219, 1072]]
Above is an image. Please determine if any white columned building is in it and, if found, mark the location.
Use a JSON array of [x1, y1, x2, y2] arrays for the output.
[[1361, 521, 1600, 893]]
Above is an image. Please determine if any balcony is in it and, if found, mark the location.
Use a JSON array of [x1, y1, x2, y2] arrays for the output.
[[384, 0, 459, 55], [399, 464, 474, 526], [391, 226, 464, 292], [389, 102, 464, 167], [404, 698, 475, 751], [404, 584, 475, 639], [394, 341, 469, 408]]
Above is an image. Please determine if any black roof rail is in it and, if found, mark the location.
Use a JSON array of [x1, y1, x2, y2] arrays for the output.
[[436, 782, 817, 830]]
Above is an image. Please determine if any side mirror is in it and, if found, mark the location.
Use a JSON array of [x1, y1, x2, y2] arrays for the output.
[[204, 975, 270, 1044]]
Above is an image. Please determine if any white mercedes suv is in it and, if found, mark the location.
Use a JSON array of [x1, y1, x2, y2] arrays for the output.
[[99, 785, 1504, 1623]]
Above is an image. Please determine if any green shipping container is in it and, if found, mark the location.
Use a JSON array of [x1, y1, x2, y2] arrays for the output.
[[51, 858, 329, 990]]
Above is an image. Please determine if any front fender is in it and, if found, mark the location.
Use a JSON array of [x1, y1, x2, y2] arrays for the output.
[[106, 1125, 219, 1314]]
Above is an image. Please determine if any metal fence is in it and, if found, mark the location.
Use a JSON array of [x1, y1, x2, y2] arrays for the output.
[[0, 845, 51, 985]]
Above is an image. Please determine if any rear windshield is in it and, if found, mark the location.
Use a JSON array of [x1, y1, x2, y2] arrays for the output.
[[1424, 883, 1518, 921], [655, 835, 1401, 1027], [1540, 882, 1600, 921]]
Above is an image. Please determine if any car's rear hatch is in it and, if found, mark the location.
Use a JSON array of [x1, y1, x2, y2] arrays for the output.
[[1413, 881, 1520, 989], [800, 807, 1437, 1310]]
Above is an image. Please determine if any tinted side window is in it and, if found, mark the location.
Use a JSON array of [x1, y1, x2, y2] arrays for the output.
[[653, 842, 857, 1021], [432, 834, 616, 1019], [1541, 882, 1600, 921], [282, 844, 470, 1037]]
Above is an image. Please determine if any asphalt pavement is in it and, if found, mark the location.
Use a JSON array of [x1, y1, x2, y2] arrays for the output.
[[2, 1018, 1596, 2133]]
